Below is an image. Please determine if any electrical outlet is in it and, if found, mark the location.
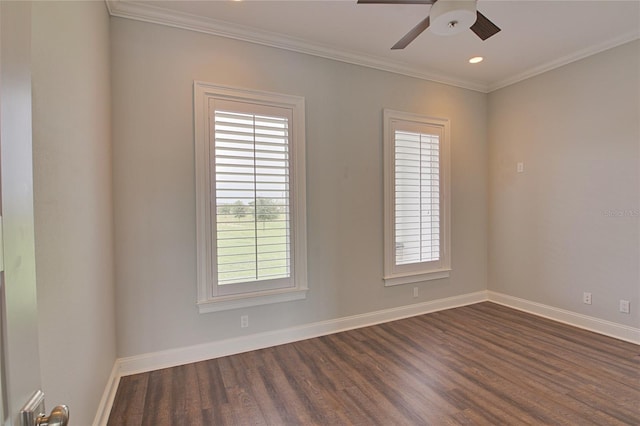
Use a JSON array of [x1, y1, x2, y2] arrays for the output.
[[413, 287, 419, 298], [619, 300, 630, 314], [583, 292, 592, 305], [241, 315, 249, 328]]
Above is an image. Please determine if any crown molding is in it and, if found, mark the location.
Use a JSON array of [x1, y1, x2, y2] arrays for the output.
[[105, 0, 490, 93], [488, 30, 640, 92], [106, 1, 640, 94]]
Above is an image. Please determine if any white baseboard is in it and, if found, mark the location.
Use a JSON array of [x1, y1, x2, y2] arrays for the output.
[[94, 290, 639, 424], [92, 362, 121, 426], [487, 291, 640, 345], [93, 290, 487, 424], [118, 290, 487, 377]]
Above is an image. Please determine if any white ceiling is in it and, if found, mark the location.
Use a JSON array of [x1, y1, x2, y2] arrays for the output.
[[107, 0, 640, 92]]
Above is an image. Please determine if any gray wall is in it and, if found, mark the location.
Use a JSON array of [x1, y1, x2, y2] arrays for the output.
[[32, 2, 116, 424], [111, 18, 488, 358], [488, 40, 639, 327], [25, 7, 639, 422]]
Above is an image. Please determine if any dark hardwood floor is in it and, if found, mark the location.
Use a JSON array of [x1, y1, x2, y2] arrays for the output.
[[107, 302, 640, 425]]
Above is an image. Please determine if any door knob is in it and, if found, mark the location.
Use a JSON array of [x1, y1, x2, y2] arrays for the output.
[[36, 405, 69, 426]]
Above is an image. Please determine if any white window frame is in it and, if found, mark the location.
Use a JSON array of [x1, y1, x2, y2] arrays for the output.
[[383, 109, 451, 286], [194, 81, 307, 313]]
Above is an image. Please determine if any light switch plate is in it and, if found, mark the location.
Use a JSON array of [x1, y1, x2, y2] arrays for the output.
[[619, 300, 630, 314]]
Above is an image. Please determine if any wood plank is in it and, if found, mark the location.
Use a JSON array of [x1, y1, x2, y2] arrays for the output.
[[139, 368, 174, 426], [106, 374, 148, 426]]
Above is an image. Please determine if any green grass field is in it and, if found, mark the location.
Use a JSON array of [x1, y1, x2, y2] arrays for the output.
[[215, 213, 290, 285]]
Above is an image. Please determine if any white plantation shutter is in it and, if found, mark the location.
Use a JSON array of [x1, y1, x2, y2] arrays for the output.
[[213, 103, 293, 292], [383, 109, 450, 286], [394, 130, 440, 265]]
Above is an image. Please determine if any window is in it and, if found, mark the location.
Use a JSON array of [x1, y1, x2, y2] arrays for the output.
[[194, 82, 307, 313], [383, 109, 451, 286]]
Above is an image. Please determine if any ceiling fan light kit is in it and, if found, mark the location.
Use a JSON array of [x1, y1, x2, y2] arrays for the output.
[[358, 0, 501, 49], [429, 0, 476, 36]]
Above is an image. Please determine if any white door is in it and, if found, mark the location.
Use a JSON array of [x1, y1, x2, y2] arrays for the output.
[[0, 1, 43, 425]]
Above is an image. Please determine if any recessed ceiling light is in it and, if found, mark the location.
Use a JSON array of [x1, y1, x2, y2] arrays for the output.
[[469, 56, 484, 64]]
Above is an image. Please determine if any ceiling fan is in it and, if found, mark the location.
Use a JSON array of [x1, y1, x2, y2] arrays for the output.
[[358, 0, 501, 49]]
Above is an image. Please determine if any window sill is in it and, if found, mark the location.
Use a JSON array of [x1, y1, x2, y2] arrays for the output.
[[198, 287, 308, 313], [383, 269, 451, 287]]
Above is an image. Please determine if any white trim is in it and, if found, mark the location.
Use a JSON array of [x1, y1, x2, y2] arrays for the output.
[[488, 30, 640, 92], [94, 290, 640, 422], [384, 269, 450, 287], [106, 1, 639, 94], [105, 0, 487, 93], [197, 288, 308, 313], [92, 362, 121, 426], [194, 81, 308, 309], [383, 110, 451, 286], [487, 291, 640, 345], [118, 291, 487, 377]]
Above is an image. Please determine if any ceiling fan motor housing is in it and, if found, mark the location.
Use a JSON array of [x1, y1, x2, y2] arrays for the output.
[[430, 0, 477, 36]]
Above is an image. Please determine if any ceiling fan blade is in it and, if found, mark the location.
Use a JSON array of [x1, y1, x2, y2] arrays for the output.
[[391, 15, 430, 50], [357, 0, 435, 4], [470, 11, 501, 41]]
